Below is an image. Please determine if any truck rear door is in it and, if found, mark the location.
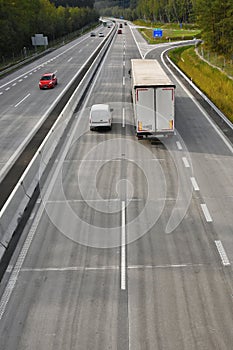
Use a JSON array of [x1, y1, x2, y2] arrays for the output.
[[156, 87, 175, 132], [136, 88, 155, 132]]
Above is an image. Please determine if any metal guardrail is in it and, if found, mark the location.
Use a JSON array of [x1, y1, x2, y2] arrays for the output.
[[165, 51, 233, 131]]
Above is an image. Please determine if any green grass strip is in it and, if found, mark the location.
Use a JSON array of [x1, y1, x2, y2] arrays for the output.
[[169, 46, 233, 123]]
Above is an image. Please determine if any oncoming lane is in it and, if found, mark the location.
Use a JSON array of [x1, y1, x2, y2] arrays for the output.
[[0, 25, 110, 182]]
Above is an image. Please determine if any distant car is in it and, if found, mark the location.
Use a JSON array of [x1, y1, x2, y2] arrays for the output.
[[117, 29, 122, 34], [98, 32, 104, 37], [119, 23, 123, 28], [124, 22, 127, 25], [39, 73, 57, 89], [90, 32, 96, 37]]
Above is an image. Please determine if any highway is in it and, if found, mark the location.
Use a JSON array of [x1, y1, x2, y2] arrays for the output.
[[0, 25, 109, 183], [0, 22, 233, 349]]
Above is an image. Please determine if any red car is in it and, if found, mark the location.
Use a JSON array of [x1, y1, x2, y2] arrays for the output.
[[39, 73, 57, 89]]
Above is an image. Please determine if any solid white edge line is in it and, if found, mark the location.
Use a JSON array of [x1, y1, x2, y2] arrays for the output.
[[190, 177, 200, 191], [201, 203, 213, 222], [121, 200, 126, 290], [215, 240, 230, 266], [128, 25, 143, 58], [161, 49, 233, 154]]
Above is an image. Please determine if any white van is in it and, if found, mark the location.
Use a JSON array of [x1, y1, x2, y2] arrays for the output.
[[89, 104, 112, 130]]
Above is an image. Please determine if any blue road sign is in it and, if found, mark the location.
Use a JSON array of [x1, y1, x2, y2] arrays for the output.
[[153, 29, 163, 38]]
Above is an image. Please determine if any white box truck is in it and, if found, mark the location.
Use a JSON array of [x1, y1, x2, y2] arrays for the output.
[[131, 59, 175, 138]]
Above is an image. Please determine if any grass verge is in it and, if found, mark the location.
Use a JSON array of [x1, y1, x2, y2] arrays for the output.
[[140, 28, 200, 44], [169, 46, 233, 123], [133, 20, 201, 44]]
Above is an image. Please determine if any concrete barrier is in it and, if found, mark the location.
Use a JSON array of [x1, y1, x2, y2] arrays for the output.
[[0, 184, 28, 247]]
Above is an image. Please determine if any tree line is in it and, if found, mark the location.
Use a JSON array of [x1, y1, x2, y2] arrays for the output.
[[1, 0, 232, 61], [136, 0, 194, 23], [0, 0, 98, 60], [97, 0, 233, 57], [195, 0, 233, 56], [50, 0, 95, 8], [136, 0, 233, 56]]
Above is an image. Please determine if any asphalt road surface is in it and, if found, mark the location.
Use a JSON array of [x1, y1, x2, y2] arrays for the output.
[[0, 22, 233, 350]]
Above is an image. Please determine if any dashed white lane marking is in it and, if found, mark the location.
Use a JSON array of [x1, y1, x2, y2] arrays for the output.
[[121, 201, 126, 290], [176, 141, 182, 150], [201, 203, 213, 222], [215, 240, 230, 266], [122, 107, 125, 128], [123, 76, 125, 86], [182, 157, 190, 168], [68, 57, 73, 62], [14, 93, 30, 107], [190, 177, 200, 191]]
